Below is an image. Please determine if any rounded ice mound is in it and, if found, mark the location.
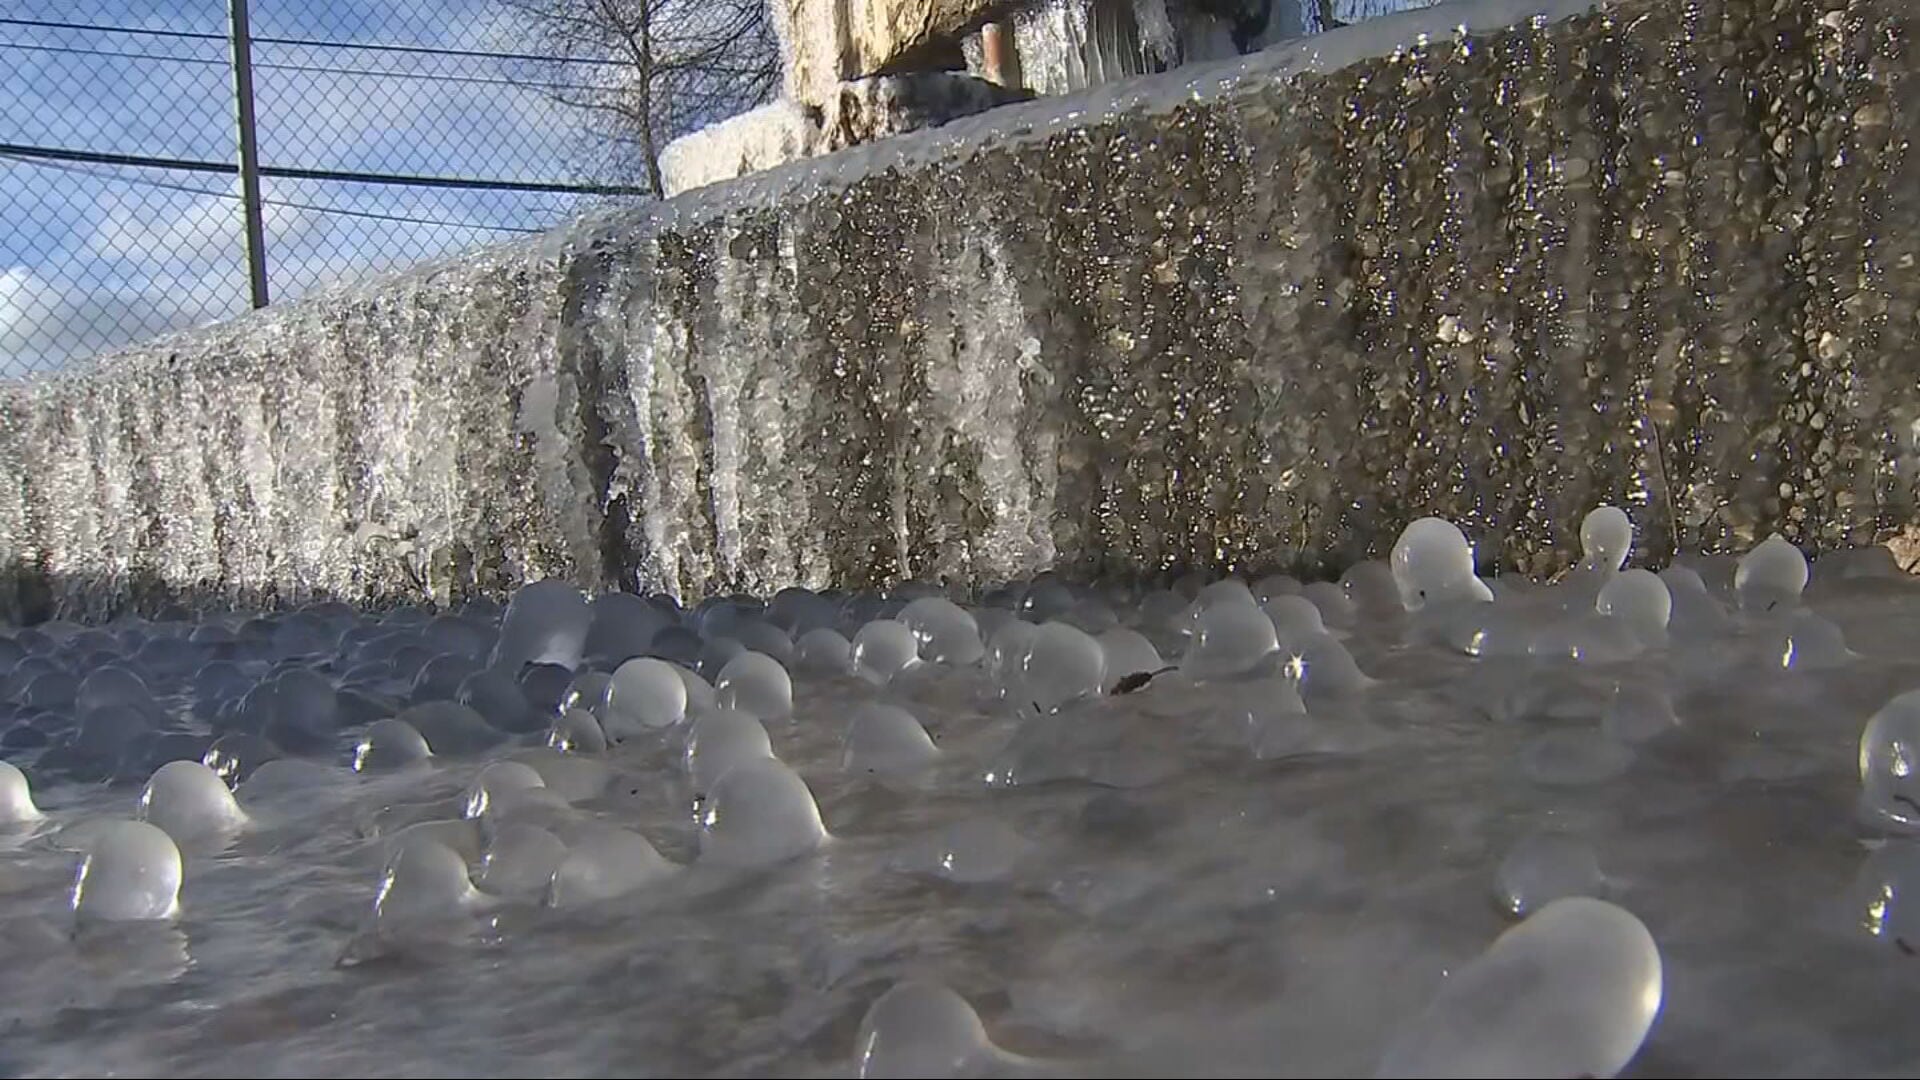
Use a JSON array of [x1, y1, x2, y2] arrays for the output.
[[71, 820, 182, 922], [0, 760, 42, 824], [1181, 601, 1278, 681], [396, 701, 504, 757], [1774, 610, 1852, 670], [1022, 622, 1106, 713], [698, 758, 827, 868], [1595, 568, 1671, 645], [854, 981, 996, 1079], [1263, 594, 1327, 642], [1734, 534, 1809, 613], [685, 709, 776, 796], [375, 836, 479, 930], [548, 708, 608, 755], [463, 761, 549, 820], [715, 651, 794, 721], [1096, 627, 1164, 692], [793, 627, 853, 677], [1390, 517, 1488, 611], [900, 597, 984, 666], [1496, 830, 1604, 916], [491, 580, 591, 671], [1860, 690, 1920, 829], [851, 620, 921, 685], [1376, 897, 1662, 1079], [1289, 633, 1371, 698], [986, 621, 1039, 701], [547, 823, 674, 906], [843, 703, 940, 777], [1846, 841, 1920, 950], [1580, 505, 1634, 572], [1303, 581, 1358, 629], [477, 823, 567, 899], [138, 761, 247, 842], [76, 665, 153, 715], [352, 718, 432, 772], [604, 656, 689, 736]]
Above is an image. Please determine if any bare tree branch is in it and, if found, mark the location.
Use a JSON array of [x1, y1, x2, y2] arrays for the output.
[[498, 0, 781, 196]]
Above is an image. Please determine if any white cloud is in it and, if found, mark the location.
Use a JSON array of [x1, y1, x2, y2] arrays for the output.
[[0, 266, 217, 374]]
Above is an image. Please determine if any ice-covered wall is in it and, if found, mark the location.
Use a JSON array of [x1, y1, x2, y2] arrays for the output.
[[3, 0, 1917, 619]]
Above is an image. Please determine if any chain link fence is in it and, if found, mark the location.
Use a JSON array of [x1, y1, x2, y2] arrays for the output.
[[1, 0, 653, 377]]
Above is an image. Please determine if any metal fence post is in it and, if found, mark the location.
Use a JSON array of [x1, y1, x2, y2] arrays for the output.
[[228, 0, 270, 308]]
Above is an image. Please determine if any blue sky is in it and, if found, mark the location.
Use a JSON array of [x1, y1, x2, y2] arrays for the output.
[[1, 0, 640, 372]]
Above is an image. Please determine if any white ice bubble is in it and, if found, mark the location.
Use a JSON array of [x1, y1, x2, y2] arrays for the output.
[[1773, 610, 1853, 670], [1253, 573, 1303, 602], [1390, 518, 1486, 611], [604, 656, 690, 735], [843, 703, 941, 777], [685, 708, 777, 796], [374, 835, 480, 930], [548, 823, 675, 906], [1860, 690, 1920, 829], [900, 597, 985, 666], [1594, 568, 1670, 646], [1580, 505, 1634, 572], [71, 820, 182, 922], [548, 708, 608, 754], [352, 718, 433, 773], [1377, 897, 1662, 1079], [851, 620, 922, 685], [1496, 829, 1605, 916], [137, 761, 247, 843], [854, 981, 996, 1080], [676, 664, 719, 717], [477, 822, 568, 899], [1847, 841, 1920, 951], [492, 579, 592, 671], [1182, 600, 1278, 680], [1023, 621, 1106, 713], [986, 620, 1040, 702], [794, 627, 854, 676], [1096, 627, 1164, 692], [715, 650, 794, 721], [1263, 594, 1327, 642], [463, 761, 549, 820], [1735, 534, 1810, 613], [0, 761, 42, 824], [1289, 633, 1371, 698], [1302, 580, 1358, 629], [698, 758, 827, 868]]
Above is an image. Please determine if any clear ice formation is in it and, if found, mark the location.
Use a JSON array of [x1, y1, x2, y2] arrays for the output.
[[843, 703, 942, 777], [698, 758, 827, 868], [0, 760, 41, 824], [1377, 897, 1662, 1079], [854, 981, 998, 1079], [685, 709, 777, 796], [547, 823, 675, 906], [714, 651, 794, 721], [352, 718, 433, 772], [851, 620, 923, 685], [137, 761, 247, 843], [3, 506, 1920, 1074], [70, 820, 183, 922], [605, 656, 690, 734]]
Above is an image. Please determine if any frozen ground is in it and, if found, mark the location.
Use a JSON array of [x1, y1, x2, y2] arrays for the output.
[[2, 512, 1920, 1077]]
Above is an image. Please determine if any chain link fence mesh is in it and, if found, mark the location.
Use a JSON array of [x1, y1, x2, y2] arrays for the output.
[[1, 0, 650, 377]]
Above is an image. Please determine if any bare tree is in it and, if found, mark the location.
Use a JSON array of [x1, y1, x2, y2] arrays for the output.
[[500, 0, 781, 196]]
